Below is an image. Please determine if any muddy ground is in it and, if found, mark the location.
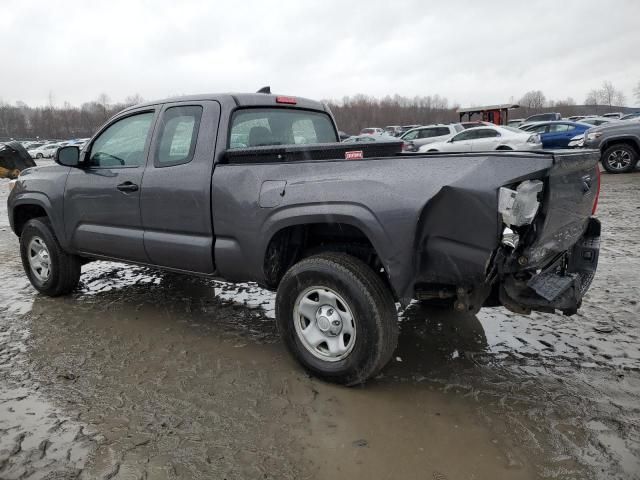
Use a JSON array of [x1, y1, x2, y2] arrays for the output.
[[0, 170, 639, 479]]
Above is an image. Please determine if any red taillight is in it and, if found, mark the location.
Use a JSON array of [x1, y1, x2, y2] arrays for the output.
[[592, 167, 601, 215], [276, 96, 297, 104]]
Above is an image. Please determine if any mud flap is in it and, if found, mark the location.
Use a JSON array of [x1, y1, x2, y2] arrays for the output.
[[500, 218, 600, 316]]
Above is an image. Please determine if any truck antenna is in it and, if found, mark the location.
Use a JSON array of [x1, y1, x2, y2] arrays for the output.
[[257, 86, 271, 94]]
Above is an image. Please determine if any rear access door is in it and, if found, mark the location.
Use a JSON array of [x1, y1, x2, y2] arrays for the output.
[[139, 100, 221, 273]]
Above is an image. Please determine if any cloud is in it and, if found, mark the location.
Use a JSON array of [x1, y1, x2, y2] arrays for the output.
[[1, 0, 639, 107]]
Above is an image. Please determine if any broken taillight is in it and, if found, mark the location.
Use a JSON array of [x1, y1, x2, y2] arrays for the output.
[[592, 168, 601, 215]]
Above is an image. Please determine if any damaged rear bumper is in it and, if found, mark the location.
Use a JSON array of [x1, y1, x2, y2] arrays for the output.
[[499, 217, 600, 315]]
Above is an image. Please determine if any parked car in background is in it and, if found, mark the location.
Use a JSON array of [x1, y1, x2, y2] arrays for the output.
[[395, 125, 420, 136], [620, 112, 640, 121], [384, 125, 403, 136], [584, 121, 640, 173], [602, 112, 624, 120], [28, 143, 61, 159], [417, 126, 541, 152], [507, 118, 525, 127], [23, 141, 46, 150], [359, 127, 384, 135], [579, 116, 618, 127], [342, 134, 400, 143], [338, 131, 350, 141], [568, 115, 586, 122], [400, 124, 463, 152], [524, 112, 562, 123], [460, 121, 493, 129], [519, 121, 591, 149], [568, 135, 584, 148]]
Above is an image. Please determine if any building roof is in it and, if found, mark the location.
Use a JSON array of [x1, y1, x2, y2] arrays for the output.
[[457, 104, 520, 114]]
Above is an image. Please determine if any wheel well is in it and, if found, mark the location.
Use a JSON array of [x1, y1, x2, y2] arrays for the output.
[[263, 223, 387, 290], [496, 145, 513, 150], [601, 139, 640, 156], [13, 204, 48, 235]]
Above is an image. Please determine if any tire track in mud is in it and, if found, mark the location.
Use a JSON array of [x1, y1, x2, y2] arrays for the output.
[[0, 174, 639, 479]]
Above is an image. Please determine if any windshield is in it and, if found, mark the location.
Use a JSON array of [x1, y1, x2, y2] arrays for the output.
[[229, 108, 337, 149]]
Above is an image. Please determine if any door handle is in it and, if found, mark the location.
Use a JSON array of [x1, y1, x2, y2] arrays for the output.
[[117, 181, 139, 192]]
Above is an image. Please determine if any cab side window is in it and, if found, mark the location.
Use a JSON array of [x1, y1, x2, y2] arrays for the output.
[[155, 106, 203, 167], [89, 112, 154, 168]]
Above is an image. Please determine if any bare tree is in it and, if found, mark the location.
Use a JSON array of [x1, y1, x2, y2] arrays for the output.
[[519, 90, 546, 109], [597, 81, 626, 108], [124, 94, 144, 106]]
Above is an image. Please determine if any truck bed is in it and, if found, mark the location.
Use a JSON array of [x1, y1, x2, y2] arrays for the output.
[[213, 143, 600, 310]]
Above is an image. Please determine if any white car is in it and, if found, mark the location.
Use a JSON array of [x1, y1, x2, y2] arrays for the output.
[[418, 126, 542, 153], [28, 143, 61, 159], [359, 127, 384, 135], [400, 124, 464, 152], [578, 116, 619, 127]]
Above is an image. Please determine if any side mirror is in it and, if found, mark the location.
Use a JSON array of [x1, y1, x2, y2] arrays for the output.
[[55, 146, 80, 167], [448, 137, 455, 143]]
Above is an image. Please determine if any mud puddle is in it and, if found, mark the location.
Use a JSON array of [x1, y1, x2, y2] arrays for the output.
[[1, 174, 639, 479]]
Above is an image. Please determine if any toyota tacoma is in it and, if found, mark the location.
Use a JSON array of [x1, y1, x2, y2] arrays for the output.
[[7, 91, 601, 385]]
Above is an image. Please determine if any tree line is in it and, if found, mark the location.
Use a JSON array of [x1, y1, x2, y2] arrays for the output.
[[0, 94, 143, 141], [1, 81, 638, 140]]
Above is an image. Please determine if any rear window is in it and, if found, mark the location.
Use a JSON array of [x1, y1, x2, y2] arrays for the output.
[[229, 108, 337, 149]]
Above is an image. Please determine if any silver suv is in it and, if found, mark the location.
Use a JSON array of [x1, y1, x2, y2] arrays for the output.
[[400, 123, 464, 152]]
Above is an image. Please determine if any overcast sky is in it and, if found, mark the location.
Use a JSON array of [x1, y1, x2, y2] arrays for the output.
[[1, 0, 639, 108]]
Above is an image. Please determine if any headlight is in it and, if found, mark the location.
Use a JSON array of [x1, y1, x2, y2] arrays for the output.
[[498, 180, 544, 227], [526, 134, 540, 144], [587, 132, 602, 141]]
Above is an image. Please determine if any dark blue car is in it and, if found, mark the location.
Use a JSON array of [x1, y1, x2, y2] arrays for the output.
[[521, 121, 592, 149]]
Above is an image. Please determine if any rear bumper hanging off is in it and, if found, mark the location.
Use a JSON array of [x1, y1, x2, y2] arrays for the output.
[[499, 217, 601, 316]]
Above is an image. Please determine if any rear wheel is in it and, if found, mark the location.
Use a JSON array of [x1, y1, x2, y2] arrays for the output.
[[496, 145, 513, 150], [20, 218, 81, 296], [601, 144, 638, 173], [276, 252, 398, 385]]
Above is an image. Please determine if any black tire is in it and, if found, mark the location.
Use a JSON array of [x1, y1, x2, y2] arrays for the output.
[[601, 144, 638, 174], [36, 153, 43, 159], [276, 252, 398, 386], [428, 149, 439, 152], [20, 217, 81, 296], [496, 146, 513, 150]]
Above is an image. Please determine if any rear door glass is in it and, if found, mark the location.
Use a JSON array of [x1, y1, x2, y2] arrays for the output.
[[229, 108, 337, 148]]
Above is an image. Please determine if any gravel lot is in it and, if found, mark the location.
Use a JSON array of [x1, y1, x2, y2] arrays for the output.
[[0, 171, 639, 479]]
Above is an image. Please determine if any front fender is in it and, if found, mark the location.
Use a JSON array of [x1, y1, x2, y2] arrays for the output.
[[9, 191, 67, 245]]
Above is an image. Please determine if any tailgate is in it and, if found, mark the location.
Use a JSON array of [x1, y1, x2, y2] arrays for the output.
[[522, 149, 600, 266]]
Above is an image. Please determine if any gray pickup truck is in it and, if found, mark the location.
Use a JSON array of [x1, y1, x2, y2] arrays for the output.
[[583, 120, 640, 173], [7, 92, 601, 385]]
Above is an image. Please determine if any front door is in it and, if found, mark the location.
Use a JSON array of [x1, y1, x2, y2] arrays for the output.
[[543, 124, 573, 148], [470, 128, 501, 151], [64, 109, 157, 262], [445, 130, 476, 152]]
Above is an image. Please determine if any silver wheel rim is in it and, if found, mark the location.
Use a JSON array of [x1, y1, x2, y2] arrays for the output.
[[28, 236, 51, 283], [293, 286, 357, 362], [606, 150, 632, 170]]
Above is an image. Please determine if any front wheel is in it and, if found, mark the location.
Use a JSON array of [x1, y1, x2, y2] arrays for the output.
[[276, 252, 398, 385], [601, 144, 638, 173], [36, 153, 43, 159], [20, 218, 81, 296]]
